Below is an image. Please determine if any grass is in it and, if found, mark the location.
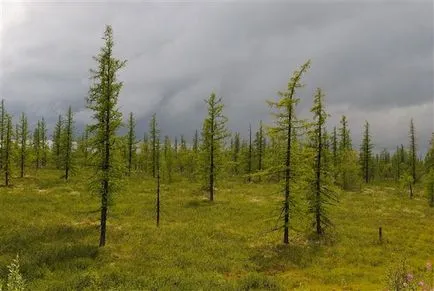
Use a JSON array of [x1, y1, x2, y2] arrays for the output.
[[0, 169, 433, 290]]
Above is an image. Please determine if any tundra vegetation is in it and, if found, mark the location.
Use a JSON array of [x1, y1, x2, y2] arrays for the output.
[[0, 25, 432, 290]]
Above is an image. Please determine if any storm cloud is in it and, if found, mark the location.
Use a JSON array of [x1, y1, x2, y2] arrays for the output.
[[0, 1, 433, 152]]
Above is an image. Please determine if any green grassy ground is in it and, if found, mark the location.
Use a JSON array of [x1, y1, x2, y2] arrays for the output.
[[0, 170, 433, 290]]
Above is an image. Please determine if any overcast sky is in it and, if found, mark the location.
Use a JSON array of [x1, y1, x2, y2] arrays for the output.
[[0, 1, 433, 152]]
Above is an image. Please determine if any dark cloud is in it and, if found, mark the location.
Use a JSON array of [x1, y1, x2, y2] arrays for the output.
[[0, 1, 432, 151]]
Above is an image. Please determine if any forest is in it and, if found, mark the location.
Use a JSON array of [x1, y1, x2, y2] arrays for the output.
[[0, 25, 433, 290]]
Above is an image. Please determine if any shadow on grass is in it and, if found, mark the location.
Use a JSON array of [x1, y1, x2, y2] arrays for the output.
[[184, 199, 229, 208], [250, 242, 322, 272]]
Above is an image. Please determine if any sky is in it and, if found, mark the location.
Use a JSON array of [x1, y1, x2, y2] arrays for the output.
[[0, 0, 433, 153]]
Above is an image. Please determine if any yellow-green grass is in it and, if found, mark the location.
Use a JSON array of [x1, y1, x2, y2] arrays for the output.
[[0, 169, 432, 290]]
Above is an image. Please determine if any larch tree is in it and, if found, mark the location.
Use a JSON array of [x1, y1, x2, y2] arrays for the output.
[[0, 99, 5, 170], [62, 106, 74, 181], [155, 130, 161, 227], [18, 113, 29, 178], [409, 118, 417, 185], [33, 121, 41, 169], [86, 25, 126, 247], [425, 133, 434, 207], [232, 132, 241, 175], [247, 123, 252, 182], [4, 114, 12, 186], [331, 127, 338, 179], [127, 112, 136, 176], [360, 121, 373, 183], [163, 136, 173, 183], [307, 88, 336, 236], [52, 115, 63, 169], [40, 117, 48, 167], [337, 115, 359, 190], [267, 60, 310, 244], [150, 113, 159, 178], [200, 92, 228, 201], [255, 120, 265, 180]]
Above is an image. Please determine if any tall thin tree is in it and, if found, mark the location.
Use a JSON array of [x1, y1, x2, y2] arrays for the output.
[[267, 60, 311, 244], [18, 113, 29, 178], [200, 92, 228, 201], [127, 112, 136, 175], [409, 118, 417, 185], [4, 114, 12, 186], [62, 106, 74, 180], [86, 25, 126, 247]]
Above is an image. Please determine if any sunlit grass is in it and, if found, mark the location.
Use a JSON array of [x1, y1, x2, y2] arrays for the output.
[[0, 169, 432, 290]]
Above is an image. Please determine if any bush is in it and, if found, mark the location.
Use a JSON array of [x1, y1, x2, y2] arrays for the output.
[[1, 255, 25, 291]]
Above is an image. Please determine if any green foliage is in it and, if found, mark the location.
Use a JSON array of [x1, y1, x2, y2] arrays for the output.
[[399, 172, 414, 198], [408, 119, 418, 184], [126, 112, 136, 175], [61, 106, 74, 180], [3, 255, 25, 291], [360, 120, 374, 183], [200, 91, 229, 200], [18, 113, 29, 178], [52, 115, 63, 169], [306, 88, 337, 236], [424, 170, 434, 207], [3, 114, 13, 186], [386, 258, 433, 291], [86, 24, 126, 247], [267, 59, 311, 244], [149, 113, 159, 178], [162, 136, 174, 183]]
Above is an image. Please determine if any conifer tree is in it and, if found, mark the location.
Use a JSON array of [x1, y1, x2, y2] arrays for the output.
[[424, 134, 434, 206], [149, 113, 159, 178], [62, 106, 74, 180], [18, 113, 29, 178], [232, 132, 241, 175], [193, 130, 199, 153], [0, 99, 5, 170], [52, 115, 63, 169], [307, 88, 336, 236], [360, 121, 373, 183], [156, 136, 161, 227], [337, 115, 359, 190], [78, 126, 90, 166], [40, 117, 48, 167], [247, 123, 252, 182], [331, 127, 338, 178], [4, 115, 12, 186], [127, 112, 136, 175], [255, 121, 265, 178], [163, 136, 173, 182], [200, 92, 228, 201], [33, 121, 41, 169], [86, 25, 126, 247], [267, 60, 310, 244], [409, 118, 417, 185]]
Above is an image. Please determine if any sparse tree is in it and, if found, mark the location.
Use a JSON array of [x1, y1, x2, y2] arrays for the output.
[[267, 60, 310, 244], [33, 121, 41, 169], [127, 112, 136, 175], [150, 113, 159, 178], [18, 113, 29, 178], [409, 118, 417, 185], [52, 114, 63, 169], [360, 121, 373, 183], [200, 92, 228, 201], [86, 25, 126, 247], [4, 114, 12, 186], [307, 88, 336, 236], [40, 117, 48, 167], [62, 106, 74, 180]]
